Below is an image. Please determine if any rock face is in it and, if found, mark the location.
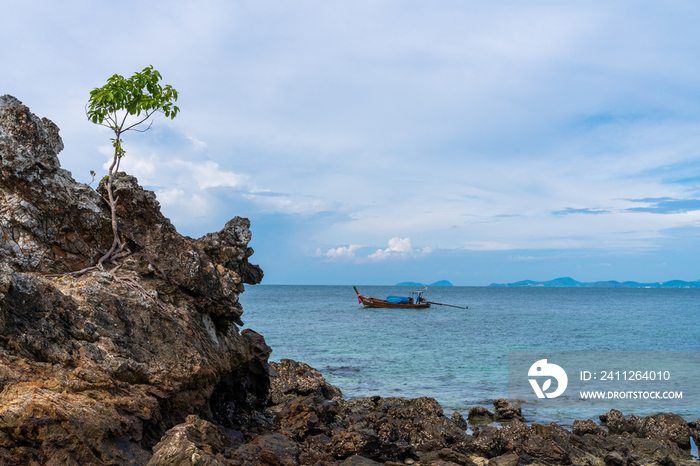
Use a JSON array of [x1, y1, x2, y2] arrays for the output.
[[0, 95, 112, 274], [0, 95, 266, 465], [2, 96, 699, 466]]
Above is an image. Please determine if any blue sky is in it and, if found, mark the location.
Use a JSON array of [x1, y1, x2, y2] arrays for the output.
[[3, 1, 700, 285]]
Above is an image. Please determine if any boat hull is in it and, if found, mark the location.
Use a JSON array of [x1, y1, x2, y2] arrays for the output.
[[354, 287, 430, 309]]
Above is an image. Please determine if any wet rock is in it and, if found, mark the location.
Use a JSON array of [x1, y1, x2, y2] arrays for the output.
[[452, 412, 468, 431], [468, 407, 496, 425], [626, 437, 677, 466], [600, 409, 634, 434], [689, 419, 700, 448], [629, 412, 691, 449], [473, 427, 504, 458], [573, 423, 693, 466], [338, 396, 469, 453], [573, 419, 607, 437], [498, 422, 571, 465], [492, 399, 526, 422]]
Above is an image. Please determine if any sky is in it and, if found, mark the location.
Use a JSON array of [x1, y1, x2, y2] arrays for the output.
[[2, 1, 700, 285]]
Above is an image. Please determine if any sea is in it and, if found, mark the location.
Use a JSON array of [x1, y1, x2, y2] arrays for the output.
[[239, 285, 700, 433]]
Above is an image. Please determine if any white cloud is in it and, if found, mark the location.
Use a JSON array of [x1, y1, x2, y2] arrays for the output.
[[325, 245, 361, 262], [462, 242, 517, 251], [172, 160, 249, 189], [320, 238, 434, 264], [187, 136, 207, 152], [362, 237, 432, 263], [155, 188, 210, 219]]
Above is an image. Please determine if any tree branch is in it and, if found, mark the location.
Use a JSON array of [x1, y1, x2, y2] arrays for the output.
[[122, 110, 156, 132]]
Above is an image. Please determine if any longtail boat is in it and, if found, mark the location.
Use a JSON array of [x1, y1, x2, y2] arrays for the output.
[[353, 286, 468, 309], [354, 286, 430, 309]]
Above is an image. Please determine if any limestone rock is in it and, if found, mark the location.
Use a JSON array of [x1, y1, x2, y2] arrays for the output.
[[0, 95, 266, 464], [0, 95, 111, 274]]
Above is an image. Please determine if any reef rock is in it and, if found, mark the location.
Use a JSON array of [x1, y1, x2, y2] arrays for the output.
[[0, 95, 266, 465]]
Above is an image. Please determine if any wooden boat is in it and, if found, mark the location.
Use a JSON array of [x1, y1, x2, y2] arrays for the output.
[[354, 286, 430, 309]]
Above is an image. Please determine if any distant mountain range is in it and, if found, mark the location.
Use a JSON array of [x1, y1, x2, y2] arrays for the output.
[[395, 280, 453, 287], [489, 277, 700, 288]]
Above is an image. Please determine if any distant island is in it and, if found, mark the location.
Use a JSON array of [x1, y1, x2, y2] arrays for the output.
[[489, 277, 700, 288], [395, 280, 453, 287]]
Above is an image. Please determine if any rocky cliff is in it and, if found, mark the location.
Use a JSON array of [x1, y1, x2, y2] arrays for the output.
[[1, 96, 698, 466], [0, 95, 267, 464]]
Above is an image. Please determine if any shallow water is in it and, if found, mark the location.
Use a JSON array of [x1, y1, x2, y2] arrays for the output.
[[240, 285, 700, 426]]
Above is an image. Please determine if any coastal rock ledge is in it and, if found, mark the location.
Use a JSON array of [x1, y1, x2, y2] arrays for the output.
[[1, 96, 698, 466]]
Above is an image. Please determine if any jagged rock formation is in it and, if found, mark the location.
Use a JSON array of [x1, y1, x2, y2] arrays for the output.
[[0, 95, 266, 465], [1, 96, 699, 466], [150, 360, 700, 466]]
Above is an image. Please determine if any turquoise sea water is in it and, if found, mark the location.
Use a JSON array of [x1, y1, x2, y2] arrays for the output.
[[239, 285, 700, 426]]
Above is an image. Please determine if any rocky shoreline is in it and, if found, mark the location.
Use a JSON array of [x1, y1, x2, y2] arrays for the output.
[[0, 95, 698, 465], [151, 358, 700, 466]]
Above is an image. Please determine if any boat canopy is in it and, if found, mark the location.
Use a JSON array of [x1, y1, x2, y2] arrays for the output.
[[386, 296, 411, 304]]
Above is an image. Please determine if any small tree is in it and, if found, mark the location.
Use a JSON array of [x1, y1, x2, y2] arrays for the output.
[[86, 66, 179, 273]]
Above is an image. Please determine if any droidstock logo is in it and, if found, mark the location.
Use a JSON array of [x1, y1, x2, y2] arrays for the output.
[[528, 359, 568, 398]]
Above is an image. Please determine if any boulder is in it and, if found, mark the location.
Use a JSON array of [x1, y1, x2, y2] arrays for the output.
[[498, 422, 571, 465], [468, 406, 496, 425], [629, 412, 691, 449], [269, 358, 343, 409], [492, 399, 526, 422], [147, 415, 235, 465], [600, 409, 634, 434]]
